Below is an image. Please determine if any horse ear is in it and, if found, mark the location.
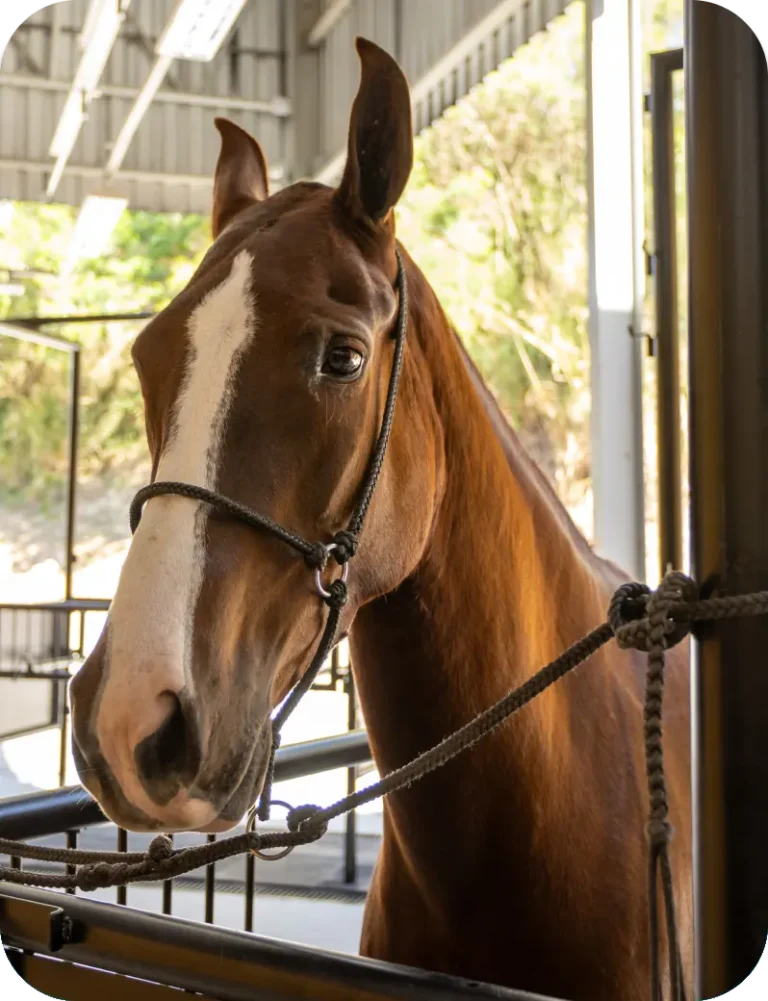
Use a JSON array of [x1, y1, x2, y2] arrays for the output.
[[212, 118, 269, 238], [335, 38, 413, 227]]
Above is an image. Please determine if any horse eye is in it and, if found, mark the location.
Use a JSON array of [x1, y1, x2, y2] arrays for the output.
[[323, 343, 365, 379]]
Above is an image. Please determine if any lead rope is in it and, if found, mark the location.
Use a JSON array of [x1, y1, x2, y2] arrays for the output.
[[4, 576, 768, 1001], [255, 247, 410, 823], [609, 574, 695, 1001]]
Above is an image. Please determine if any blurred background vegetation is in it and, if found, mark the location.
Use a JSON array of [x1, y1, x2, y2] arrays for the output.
[[0, 0, 684, 590]]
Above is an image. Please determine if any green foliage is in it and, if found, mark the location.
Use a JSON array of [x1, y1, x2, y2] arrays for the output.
[[0, 5, 592, 516], [0, 203, 209, 504], [1, 4, 590, 517], [397, 2, 589, 493]]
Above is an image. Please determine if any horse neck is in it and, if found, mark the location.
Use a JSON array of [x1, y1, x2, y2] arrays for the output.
[[351, 263, 615, 797]]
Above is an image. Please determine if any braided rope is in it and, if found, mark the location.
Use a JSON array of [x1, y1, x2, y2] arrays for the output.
[[3, 574, 767, 999], [4, 577, 766, 900]]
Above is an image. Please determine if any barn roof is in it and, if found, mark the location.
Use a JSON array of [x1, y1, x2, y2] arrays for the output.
[[0, 0, 568, 215]]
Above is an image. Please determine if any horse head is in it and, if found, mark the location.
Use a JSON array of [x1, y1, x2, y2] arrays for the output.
[[69, 39, 443, 832]]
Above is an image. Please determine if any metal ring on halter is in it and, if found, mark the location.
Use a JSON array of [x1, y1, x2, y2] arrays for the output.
[[314, 543, 350, 600], [246, 800, 295, 861]]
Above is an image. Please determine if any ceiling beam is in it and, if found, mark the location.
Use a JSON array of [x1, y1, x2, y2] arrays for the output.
[[307, 0, 353, 47], [0, 157, 284, 187], [0, 73, 291, 115], [103, 0, 266, 176], [122, 8, 181, 91], [9, 33, 45, 76], [48, 2, 66, 79], [106, 53, 173, 175], [46, 0, 132, 199]]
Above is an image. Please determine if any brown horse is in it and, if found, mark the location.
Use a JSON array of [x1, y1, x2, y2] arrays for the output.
[[69, 38, 692, 1001]]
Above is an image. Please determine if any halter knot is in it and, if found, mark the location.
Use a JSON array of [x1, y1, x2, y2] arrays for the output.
[[330, 530, 358, 563], [608, 573, 697, 653], [324, 579, 348, 611], [304, 544, 329, 572], [148, 835, 175, 863], [286, 804, 328, 839], [78, 862, 115, 891]]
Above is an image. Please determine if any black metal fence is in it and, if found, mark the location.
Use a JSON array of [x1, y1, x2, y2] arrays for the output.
[[2, 726, 540, 1001], [0, 728, 372, 924], [0, 598, 369, 918], [1, 879, 549, 1001]]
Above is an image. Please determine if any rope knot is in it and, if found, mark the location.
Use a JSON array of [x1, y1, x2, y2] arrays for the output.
[[646, 818, 673, 848], [331, 530, 358, 564], [78, 862, 114, 890], [324, 579, 348, 611], [286, 804, 328, 840], [608, 581, 651, 650], [148, 835, 174, 863], [609, 573, 697, 652]]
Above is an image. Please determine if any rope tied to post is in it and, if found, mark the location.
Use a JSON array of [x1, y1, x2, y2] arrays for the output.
[[609, 571, 700, 1001], [4, 573, 768, 1000]]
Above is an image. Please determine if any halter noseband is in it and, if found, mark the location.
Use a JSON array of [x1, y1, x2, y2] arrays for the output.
[[128, 250, 408, 839]]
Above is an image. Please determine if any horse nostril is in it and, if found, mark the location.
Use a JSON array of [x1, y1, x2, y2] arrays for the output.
[[134, 692, 201, 804]]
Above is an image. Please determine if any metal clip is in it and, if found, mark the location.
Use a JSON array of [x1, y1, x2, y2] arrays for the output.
[[246, 800, 295, 862], [49, 907, 83, 952]]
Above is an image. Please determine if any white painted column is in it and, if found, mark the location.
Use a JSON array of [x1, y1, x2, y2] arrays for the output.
[[586, 0, 646, 580]]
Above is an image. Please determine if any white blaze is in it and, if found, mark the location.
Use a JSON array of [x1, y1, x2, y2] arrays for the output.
[[96, 251, 256, 809]]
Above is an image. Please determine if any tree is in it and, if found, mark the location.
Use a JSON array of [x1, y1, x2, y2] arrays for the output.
[[397, 3, 590, 521], [0, 203, 209, 504]]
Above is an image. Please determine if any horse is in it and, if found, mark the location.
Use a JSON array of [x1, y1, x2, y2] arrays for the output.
[[69, 37, 692, 1001]]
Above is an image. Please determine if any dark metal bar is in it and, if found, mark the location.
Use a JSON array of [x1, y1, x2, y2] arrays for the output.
[[650, 47, 684, 575], [11, 608, 17, 668], [16, 952, 222, 1001], [0, 669, 72, 681], [64, 349, 80, 600], [162, 834, 173, 915], [8, 311, 154, 329], [685, 2, 768, 994], [10, 856, 20, 870], [58, 681, 69, 788], [0, 786, 100, 839], [116, 830, 128, 906], [0, 730, 371, 840], [77, 608, 86, 657], [0, 883, 551, 1001], [204, 835, 216, 924], [65, 830, 78, 895], [271, 728, 370, 783], [243, 851, 255, 932], [344, 670, 357, 885]]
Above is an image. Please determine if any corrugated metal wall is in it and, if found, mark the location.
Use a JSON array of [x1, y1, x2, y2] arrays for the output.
[[0, 0, 285, 213], [0, 0, 570, 213], [313, 0, 569, 179]]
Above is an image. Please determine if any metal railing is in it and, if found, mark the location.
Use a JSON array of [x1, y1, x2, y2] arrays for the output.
[[0, 729, 372, 931], [0, 598, 109, 779], [1, 595, 371, 924], [0, 880, 548, 1001], [649, 47, 685, 576], [1, 728, 540, 1000]]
